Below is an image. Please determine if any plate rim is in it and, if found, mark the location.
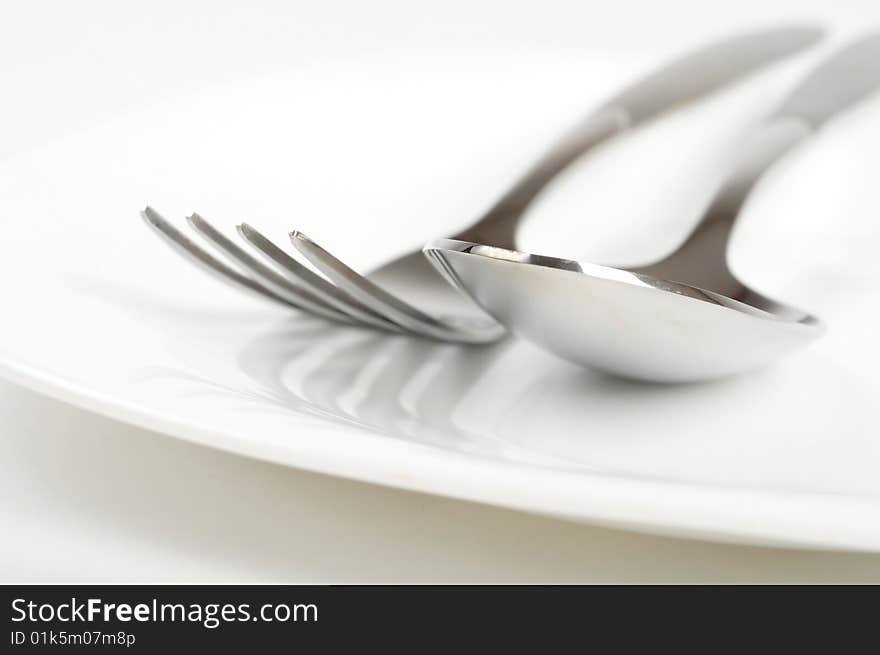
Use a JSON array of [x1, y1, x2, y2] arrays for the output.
[[2, 353, 879, 553]]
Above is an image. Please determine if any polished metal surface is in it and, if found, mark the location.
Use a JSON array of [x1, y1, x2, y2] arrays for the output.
[[425, 33, 880, 381], [142, 25, 822, 342]]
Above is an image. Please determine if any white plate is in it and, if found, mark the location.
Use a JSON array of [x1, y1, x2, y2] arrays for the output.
[[1, 48, 879, 551]]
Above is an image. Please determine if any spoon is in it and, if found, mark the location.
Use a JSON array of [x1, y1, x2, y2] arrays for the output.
[[143, 26, 824, 343], [424, 34, 880, 382]]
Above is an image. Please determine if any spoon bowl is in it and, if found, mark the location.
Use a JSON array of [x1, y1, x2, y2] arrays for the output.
[[425, 34, 880, 382], [424, 239, 822, 382]]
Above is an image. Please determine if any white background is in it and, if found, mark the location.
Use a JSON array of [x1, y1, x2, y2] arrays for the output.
[[2, 0, 880, 581]]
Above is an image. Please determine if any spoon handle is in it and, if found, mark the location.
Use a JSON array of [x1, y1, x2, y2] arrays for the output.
[[457, 25, 823, 248], [640, 32, 880, 292], [716, 31, 880, 220], [774, 32, 880, 128]]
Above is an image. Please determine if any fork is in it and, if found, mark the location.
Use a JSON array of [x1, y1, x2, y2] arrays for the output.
[[142, 26, 821, 343]]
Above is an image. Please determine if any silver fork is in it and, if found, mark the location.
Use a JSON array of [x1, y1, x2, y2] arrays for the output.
[[142, 25, 821, 343]]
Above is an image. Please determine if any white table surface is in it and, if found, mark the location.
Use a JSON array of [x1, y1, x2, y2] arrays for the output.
[[3, 0, 880, 582]]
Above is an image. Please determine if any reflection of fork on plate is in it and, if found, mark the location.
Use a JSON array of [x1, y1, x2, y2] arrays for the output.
[[227, 320, 572, 464]]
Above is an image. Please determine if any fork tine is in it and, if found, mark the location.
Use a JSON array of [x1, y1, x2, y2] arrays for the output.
[[289, 230, 495, 342], [141, 206, 312, 311], [185, 212, 357, 325], [236, 223, 402, 333]]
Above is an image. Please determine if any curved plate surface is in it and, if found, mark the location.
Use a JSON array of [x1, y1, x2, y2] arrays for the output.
[[1, 48, 879, 550]]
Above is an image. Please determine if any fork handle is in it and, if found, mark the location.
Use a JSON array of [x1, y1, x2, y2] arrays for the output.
[[454, 108, 626, 248], [453, 25, 823, 249]]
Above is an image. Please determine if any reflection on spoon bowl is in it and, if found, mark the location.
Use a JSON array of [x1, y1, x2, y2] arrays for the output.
[[425, 34, 880, 382], [423, 239, 821, 383]]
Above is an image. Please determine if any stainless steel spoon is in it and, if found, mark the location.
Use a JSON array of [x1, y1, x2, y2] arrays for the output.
[[424, 34, 880, 382], [142, 26, 822, 343]]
